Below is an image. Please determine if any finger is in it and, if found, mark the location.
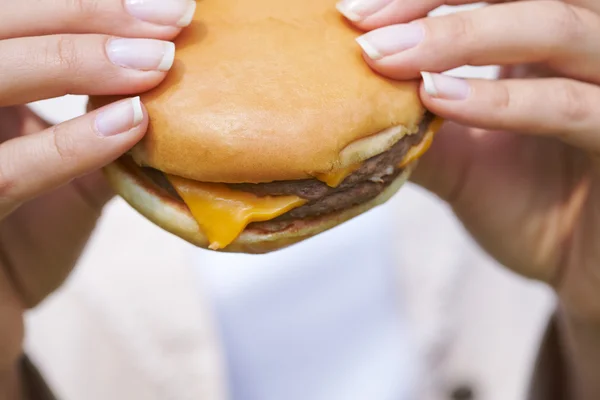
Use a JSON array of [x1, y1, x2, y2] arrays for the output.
[[408, 120, 475, 206], [0, 97, 147, 217], [0, 35, 175, 106], [0, 178, 109, 307], [337, 0, 506, 30], [418, 73, 600, 153], [567, 0, 600, 14], [354, 1, 600, 83], [0, 0, 196, 40], [72, 170, 115, 211]]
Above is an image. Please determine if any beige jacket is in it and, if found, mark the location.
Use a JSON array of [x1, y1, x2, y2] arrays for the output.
[[23, 188, 557, 400]]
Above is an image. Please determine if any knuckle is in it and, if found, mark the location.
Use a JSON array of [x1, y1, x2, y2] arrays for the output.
[[491, 81, 513, 112], [448, 13, 474, 42], [64, 0, 99, 17], [0, 165, 13, 203], [432, 13, 477, 64], [445, 13, 475, 44], [50, 36, 84, 76], [546, 1, 586, 45], [554, 80, 590, 122], [0, 146, 16, 205], [50, 125, 79, 163]]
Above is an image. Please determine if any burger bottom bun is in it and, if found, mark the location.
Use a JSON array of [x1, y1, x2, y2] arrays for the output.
[[104, 159, 416, 254]]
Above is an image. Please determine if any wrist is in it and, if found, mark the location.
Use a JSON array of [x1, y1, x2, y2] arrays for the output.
[[0, 360, 21, 400], [556, 301, 600, 400]]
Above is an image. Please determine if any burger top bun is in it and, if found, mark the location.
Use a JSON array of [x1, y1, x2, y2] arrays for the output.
[[89, 0, 426, 183]]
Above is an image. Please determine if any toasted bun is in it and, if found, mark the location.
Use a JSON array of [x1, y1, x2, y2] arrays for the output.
[[104, 159, 415, 254], [89, 0, 426, 183]]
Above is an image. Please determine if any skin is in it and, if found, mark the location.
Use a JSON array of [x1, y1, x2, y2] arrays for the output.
[[1, 0, 600, 398], [0, 0, 194, 396], [337, 0, 600, 397]]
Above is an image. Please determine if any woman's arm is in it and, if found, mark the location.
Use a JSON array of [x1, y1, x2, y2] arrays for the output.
[[0, 356, 57, 400], [527, 315, 568, 400], [0, 363, 21, 400], [19, 356, 57, 400], [528, 308, 600, 400], [555, 310, 600, 399]]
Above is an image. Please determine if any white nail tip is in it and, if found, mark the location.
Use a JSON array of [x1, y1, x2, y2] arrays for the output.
[[421, 72, 438, 97], [356, 36, 383, 60], [336, 2, 362, 22], [177, 1, 196, 27], [131, 97, 143, 125], [159, 42, 176, 71]]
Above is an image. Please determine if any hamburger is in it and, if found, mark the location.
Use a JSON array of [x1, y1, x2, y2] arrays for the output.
[[89, 0, 442, 254]]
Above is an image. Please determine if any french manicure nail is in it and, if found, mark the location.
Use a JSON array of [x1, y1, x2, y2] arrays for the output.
[[107, 39, 175, 71], [125, 0, 197, 28], [95, 97, 144, 137], [336, 0, 393, 22], [421, 72, 470, 100], [356, 23, 424, 60]]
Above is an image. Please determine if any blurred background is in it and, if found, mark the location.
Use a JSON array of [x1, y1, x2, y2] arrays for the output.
[[21, 4, 556, 400]]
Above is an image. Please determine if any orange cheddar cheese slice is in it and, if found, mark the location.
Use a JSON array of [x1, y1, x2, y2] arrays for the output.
[[167, 175, 306, 250], [313, 162, 362, 187], [398, 117, 443, 168]]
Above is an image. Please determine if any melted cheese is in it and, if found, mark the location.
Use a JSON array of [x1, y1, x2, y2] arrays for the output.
[[315, 118, 444, 186], [166, 175, 306, 250], [164, 118, 442, 250], [313, 162, 362, 187], [398, 117, 444, 168]]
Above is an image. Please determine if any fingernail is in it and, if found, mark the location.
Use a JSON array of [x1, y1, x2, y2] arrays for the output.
[[356, 23, 424, 60], [421, 72, 470, 100], [95, 97, 144, 137], [107, 39, 175, 71], [125, 0, 196, 28], [336, 0, 393, 22]]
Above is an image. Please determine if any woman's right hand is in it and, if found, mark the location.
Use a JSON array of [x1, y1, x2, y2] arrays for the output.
[[0, 0, 195, 384]]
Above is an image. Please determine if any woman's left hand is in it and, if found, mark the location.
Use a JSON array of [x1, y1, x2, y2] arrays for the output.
[[337, 0, 600, 321], [338, 2, 600, 396]]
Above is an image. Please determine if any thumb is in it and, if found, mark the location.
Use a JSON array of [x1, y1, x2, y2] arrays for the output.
[[0, 97, 147, 218], [410, 121, 478, 205]]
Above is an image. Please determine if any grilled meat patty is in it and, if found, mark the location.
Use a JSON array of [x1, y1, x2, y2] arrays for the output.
[[140, 112, 433, 225]]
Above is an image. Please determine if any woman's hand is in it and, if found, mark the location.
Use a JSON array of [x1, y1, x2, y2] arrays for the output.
[[339, 0, 600, 318], [338, 0, 600, 396], [0, 0, 195, 378]]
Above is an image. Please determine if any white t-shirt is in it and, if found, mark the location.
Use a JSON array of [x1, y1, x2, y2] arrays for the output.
[[190, 197, 420, 400], [187, 44, 497, 398]]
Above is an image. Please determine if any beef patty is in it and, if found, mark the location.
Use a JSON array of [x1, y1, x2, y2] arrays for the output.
[[139, 112, 433, 226]]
